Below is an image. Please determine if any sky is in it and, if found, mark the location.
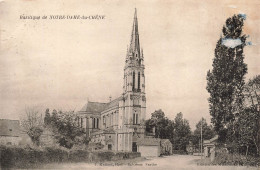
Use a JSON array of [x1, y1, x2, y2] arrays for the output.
[[0, 0, 259, 130]]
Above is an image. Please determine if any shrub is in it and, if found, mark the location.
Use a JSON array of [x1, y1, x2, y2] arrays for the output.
[[0, 145, 141, 168], [69, 150, 90, 162], [212, 151, 260, 166]]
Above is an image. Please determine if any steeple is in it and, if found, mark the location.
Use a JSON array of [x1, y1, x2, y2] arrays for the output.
[[129, 8, 140, 55]]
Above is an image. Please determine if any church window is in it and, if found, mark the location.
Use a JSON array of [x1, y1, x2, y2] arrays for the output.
[[81, 118, 83, 128], [97, 118, 99, 129], [133, 72, 135, 90], [138, 72, 140, 90], [133, 112, 139, 125], [93, 118, 96, 129]]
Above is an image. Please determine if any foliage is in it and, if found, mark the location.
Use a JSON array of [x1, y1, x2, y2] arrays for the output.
[[191, 118, 216, 149], [0, 145, 69, 169], [21, 107, 44, 146], [173, 112, 191, 151], [146, 110, 191, 152], [211, 150, 260, 166], [44, 108, 51, 126], [145, 109, 174, 140], [46, 110, 87, 149], [238, 75, 260, 156], [0, 145, 141, 168], [206, 14, 248, 143]]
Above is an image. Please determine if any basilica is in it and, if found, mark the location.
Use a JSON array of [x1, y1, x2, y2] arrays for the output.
[[77, 9, 171, 155]]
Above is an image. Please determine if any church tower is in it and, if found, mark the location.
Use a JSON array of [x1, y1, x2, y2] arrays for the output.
[[118, 8, 146, 151]]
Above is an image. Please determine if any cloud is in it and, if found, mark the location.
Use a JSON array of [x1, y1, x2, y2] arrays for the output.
[[222, 38, 242, 48]]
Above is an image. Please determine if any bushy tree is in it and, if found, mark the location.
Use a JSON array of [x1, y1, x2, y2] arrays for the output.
[[239, 75, 260, 156], [206, 14, 248, 143], [146, 109, 174, 139], [173, 112, 191, 151], [21, 107, 43, 146], [44, 108, 51, 126], [192, 118, 216, 149], [47, 110, 87, 149]]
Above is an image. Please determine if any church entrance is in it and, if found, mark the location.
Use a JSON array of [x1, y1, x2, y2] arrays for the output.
[[108, 144, 112, 150], [132, 142, 137, 152]]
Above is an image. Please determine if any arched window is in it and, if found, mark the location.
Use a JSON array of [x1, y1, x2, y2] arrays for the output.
[[138, 72, 140, 90], [81, 118, 83, 128], [93, 118, 96, 129], [132, 72, 135, 90], [97, 118, 99, 129]]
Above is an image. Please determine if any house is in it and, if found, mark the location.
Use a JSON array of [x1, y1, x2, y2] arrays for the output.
[[0, 119, 21, 145], [137, 137, 161, 157], [203, 135, 218, 161], [136, 138, 173, 157], [160, 139, 173, 155], [186, 141, 195, 155]]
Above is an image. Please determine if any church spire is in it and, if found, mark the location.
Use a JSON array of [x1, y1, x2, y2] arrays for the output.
[[129, 8, 140, 55]]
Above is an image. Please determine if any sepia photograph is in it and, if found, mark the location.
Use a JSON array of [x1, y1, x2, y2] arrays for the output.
[[0, 0, 259, 169]]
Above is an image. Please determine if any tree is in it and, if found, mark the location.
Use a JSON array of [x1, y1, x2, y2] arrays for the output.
[[44, 108, 51, 126], [192, 118, 216, 149], [146, 109, 174, 140], [206, 14, 248, 143], [49, 110, 87, 149], [173, 112, 191, 151], [239, 75, 260, 156], [21, 107, 43, 146]]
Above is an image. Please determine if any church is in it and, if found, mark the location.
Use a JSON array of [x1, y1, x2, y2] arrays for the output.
[[77, 9, 160, 154]]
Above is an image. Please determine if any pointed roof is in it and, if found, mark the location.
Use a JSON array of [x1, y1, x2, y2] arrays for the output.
[[129, 8, 140, 55], [78, 96, 122, 115], [80, 102, 107, 114]]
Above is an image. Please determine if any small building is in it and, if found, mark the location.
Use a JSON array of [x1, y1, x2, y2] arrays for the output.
[[203, 135, 218, 162], [0, 119, 21, 145], [186, 141, 195, 155], [160, 139, 173, 155], [136, 138, 173, 157], [137, 137, 161, 157]]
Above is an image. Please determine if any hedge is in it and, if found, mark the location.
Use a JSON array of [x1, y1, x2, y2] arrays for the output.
[[0, 145, 141, 168], [211, 152, 260, 167]]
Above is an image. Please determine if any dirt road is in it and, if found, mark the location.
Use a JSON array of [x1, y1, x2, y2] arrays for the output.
[[43, 155, 258, 170]]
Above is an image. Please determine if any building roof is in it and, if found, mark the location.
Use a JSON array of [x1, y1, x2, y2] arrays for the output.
[[204, 135, 219, 145], [79, 97, 121, 115], [0, 119, 21, 137], [80, 102, 107, 114], [137, 137, 161, 146], [161, 139, 172, 145], [105, 97, 121, 109]]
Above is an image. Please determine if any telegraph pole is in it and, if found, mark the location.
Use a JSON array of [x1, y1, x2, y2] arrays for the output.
[[200, 118, 203, 163]]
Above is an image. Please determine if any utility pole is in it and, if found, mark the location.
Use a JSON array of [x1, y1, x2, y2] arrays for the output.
[[200, 118, 203, 163]]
